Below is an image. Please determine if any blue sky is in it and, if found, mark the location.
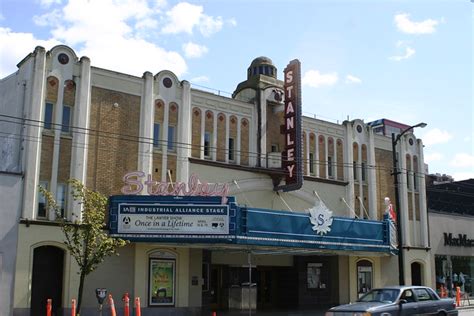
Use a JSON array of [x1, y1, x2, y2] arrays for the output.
[[1, 0, 472, 180]]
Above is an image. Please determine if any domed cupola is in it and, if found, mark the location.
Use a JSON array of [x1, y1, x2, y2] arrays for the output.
[[247, 56, 277, 79]]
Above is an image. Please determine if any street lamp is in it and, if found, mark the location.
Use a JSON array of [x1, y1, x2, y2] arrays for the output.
[[391, 122, 427, 286]]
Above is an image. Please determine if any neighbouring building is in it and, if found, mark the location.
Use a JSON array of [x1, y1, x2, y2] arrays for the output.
[[0, 46, 433, 315], [427, 178, 474, 297]]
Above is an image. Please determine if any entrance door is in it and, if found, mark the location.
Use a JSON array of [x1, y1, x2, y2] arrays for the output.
[[208, 265, 229, 310], [30, 246, 64, 316], [411, 262, 422, 285], [256, 268, 275, 309]]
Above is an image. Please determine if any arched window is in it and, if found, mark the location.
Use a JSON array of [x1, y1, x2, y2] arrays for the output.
[[357, 260, 373, 297]]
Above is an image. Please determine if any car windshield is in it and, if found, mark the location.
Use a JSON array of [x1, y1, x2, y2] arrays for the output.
[[358, 289, 399, 303]]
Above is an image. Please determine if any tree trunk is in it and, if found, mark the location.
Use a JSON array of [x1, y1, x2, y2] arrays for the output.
[[76, 270, 86, 315]]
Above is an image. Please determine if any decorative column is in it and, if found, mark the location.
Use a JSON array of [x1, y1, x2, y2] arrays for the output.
[[236, 117, 241, 165], [399, 137, 410, 246], [344, 122, 355, 217], [305, 131, 310, 175], [200, 108, 205, 159], [22, 46, 47, 219], [138, 72, 154, 178], [333, 138, 338, 179], [367, 127, 377, 219], [225, 114, 230, 163], [417, 139, 429, 247], [314, 133, 319, 178], [212, 110, 217, 161], [161, 100, 169, 182], [69, 57, 91, 221], [176, 80, 191, 182]]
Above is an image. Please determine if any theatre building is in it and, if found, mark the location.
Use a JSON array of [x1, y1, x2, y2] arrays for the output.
[[0, 46, 432, 315]]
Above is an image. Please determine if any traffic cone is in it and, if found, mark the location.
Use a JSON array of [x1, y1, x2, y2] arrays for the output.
[[46, 299, 52, 316], [71, 299, 76, 316], [134, 297, 141, 316], [122, 293, 130, 316], [108, 294, 117, 316]]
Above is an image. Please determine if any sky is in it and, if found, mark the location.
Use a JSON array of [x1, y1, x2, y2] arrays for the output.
[[0, 0, 472, 180]]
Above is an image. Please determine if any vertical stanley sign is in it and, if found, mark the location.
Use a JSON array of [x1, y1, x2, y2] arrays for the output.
[[276, 59, 303, 192]]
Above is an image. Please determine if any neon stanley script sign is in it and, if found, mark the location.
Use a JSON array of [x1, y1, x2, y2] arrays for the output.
[[121, 172, 229, 203], [276, 59, 303, 192]]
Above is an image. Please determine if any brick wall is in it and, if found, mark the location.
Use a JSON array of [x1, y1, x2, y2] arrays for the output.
[[40, 135, 54, 181], [58, 138, 71, 183], [375, 148, 395, 219], [240, 119, 249, 165], [86, 87, 140, 196]]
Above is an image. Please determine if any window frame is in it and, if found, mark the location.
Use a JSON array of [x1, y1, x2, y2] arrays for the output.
[[153, 123, 161, 149], [37, 181, 49, 218], [44, 102, 54, 130], [204, 132, 212, 158], [228, 137, 235, 162], [61, 104, 72, 134], [167, 125, 176, 152]]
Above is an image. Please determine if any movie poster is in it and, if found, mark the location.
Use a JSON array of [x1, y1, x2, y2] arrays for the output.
[[149, 259, 175, 306]]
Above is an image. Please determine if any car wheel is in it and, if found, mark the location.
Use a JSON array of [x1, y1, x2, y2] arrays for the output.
[[437, 312, 446, 316]]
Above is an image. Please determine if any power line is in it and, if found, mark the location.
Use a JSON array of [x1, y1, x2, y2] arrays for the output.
[[0, 113, 428, 176]]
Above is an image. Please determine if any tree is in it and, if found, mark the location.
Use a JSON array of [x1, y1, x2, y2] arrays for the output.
[[40, 179, 128, 315]]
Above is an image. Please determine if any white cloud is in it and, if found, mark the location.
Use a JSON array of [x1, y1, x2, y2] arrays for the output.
[[39, 0, 62, 8], [345, 74, 362, 84], [450, 153, 474, 168], [190, 75, 209, 83], [389, 46, 416, 61], [302, 70, 338, 88], [182, 42, 208, 58], [421, 128, 453, 146], [424, 152, 443, 163], [161, 2, 223, 37], [394, 13, 440, 34], [452, 172, 474, 181], [33, 9, 62, 26], [0, 27, 61, 77], [25, 0, 187, 77], [227, 18, 237, 27]]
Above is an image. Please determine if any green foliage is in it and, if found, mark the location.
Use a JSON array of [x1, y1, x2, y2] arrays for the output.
[[39, 179, 128, 274]]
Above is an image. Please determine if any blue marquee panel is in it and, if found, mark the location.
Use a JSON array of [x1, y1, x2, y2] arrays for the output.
[[240, 208, 391, 253], [108, 196, 393, 254]]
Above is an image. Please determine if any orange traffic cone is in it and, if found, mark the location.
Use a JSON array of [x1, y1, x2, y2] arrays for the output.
[[46, 299, 52, 316], [71, 299, 76, 316], [108, 294, 117, 316], [135, 297, 141, 316]]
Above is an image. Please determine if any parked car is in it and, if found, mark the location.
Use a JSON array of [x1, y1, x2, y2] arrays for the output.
[[325, 285, 458, 316]]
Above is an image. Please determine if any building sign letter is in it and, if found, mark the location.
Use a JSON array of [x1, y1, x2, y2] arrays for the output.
[[275, 59, 303, 192]]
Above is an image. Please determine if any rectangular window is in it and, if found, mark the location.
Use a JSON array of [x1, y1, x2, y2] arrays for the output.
[[328, 156, 333, 178], [271, 144, 279, 152], [168, 126, 175, 151], [407, 171, 411, 190], [61, 105, 72, 133], [307, 263, 323, 289], [413, 173, 418, 191], [44, 103, 53, 130], [204, 132, 211, 158], [309, 153, 314, 174], [361, 162, 367, 182], [353, 161, 358, 181], [228, 138, 235, 161], [38, 181, 48, 218], [56, 183, 67, 218], [153, 123, 161, 148]]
